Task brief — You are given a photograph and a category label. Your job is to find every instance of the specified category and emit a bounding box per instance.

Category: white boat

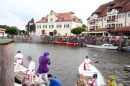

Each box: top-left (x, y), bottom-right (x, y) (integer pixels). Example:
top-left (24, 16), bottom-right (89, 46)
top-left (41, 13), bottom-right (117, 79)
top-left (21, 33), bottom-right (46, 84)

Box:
top-left (86, 44), bottom-right (118, 50)
top-left (78, 63), bottom-right (106, 86)
top-left (14, 62), bottom-right (45, 86)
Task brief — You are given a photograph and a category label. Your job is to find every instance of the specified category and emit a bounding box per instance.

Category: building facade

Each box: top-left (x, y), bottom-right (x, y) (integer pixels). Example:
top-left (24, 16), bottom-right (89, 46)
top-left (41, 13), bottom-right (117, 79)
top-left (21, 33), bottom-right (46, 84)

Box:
top-left (87, 0), bottom-right (130, 36)
top-left (35, 10), bottom-right (82, 36)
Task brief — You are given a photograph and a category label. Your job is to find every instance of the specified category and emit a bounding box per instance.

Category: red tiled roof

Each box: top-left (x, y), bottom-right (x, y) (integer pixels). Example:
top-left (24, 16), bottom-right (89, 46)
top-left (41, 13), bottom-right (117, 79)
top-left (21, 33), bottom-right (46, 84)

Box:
top-left (88, 0), bottom-right (130, 19)
top-left (36, 11), bottom-right (81, 23)
top-left (111, 2), bottom-right (123, 8)
top-left (36, 15), bottom-right (48, 23)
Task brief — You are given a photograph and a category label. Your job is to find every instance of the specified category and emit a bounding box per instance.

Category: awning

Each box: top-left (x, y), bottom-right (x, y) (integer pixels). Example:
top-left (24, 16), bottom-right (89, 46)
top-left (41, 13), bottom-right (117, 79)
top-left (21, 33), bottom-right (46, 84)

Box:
top-left (110, 26), bottom-right (130, 33)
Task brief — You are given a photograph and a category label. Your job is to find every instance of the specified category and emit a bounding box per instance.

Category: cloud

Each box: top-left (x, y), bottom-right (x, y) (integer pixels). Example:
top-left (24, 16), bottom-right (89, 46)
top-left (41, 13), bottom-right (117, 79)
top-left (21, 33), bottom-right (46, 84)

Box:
top-left (0, 0), bottom-right (111, 30)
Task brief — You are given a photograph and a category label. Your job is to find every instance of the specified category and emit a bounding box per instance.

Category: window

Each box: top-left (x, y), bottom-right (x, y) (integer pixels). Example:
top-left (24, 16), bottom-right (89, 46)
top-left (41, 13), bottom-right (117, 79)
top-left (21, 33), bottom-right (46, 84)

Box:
top-left (57, 25), bottom-right (62, 28)
top-left (129, 23), bottom-right (130, 26)
top-left (49, 25), bottom-right (54, 28)
top-left (64, 24), bottom-right (69, 28)
top-left (98, 19), bottom-right (100, 22)
top-left (50, 18), bottom-right (53, 22)
top-left (37, 25), bottom-right (41, 28)
top-left (104, 18), bottom-right (106, 21)
top-left (101, 19), bottom-right (102, 21)
top-left (43, 25), bottom-right (47, 28)
top-left (119, 15), bottom-right (121, 18)
top-left (107, 6), bottom-right (110, 9)
top-left (122, 15), bottom-right (125, 18)
top-left (121, 23), bottom-right (123, 26)
top-left (128, 14), bottom-right (130, 17)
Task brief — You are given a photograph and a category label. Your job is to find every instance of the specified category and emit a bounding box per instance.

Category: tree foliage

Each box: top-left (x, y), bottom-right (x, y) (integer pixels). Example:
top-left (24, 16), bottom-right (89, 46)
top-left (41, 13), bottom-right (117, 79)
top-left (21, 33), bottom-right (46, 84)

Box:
top-left (41, 30), bottom-right (45, 34)
top-left (5, 26), bottom-right (19, 38)
top-left (19, 30), bottom-right (28, 35)
top-left (0, 25), bottom-right (7, 29)
top-left (25, 18), bottom-right (36, 33)
top-left (78, 18), bottom-right (83, 23)
top-left (71, 24), bottom-right (86, 34)
top-left (53, 30), bottom-right (57, 35)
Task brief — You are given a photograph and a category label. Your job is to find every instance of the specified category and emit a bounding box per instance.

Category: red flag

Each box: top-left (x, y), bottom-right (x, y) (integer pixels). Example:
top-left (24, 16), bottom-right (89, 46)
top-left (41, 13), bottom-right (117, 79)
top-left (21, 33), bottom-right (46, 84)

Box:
top-left (29, 22), bottom-right (33, 25)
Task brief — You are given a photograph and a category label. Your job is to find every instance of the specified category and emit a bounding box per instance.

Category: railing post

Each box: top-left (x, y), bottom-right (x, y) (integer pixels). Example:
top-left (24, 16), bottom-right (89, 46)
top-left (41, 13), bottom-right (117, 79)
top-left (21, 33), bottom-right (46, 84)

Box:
top-left (0, 39), bottom-right (14, 86)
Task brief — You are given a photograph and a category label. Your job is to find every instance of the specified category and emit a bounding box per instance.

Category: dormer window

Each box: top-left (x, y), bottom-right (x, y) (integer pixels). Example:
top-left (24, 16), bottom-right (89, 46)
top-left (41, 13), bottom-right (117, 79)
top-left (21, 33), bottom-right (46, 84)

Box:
top-left (59, 18), bottom-right (62, 21)
top-left (50, 18), bottom-right (53, 22)
top-left (107, 6), bottom-right (110, 9)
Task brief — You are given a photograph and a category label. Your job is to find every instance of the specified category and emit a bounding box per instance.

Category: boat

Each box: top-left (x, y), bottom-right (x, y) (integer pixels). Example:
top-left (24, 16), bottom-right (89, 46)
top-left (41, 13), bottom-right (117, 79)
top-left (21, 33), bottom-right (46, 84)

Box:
top-left (78, 63), bottom-right (106, 86)
top-left (121, 46), bottom-right (130, 51)
top-left (67, 42), bottom-right (78, 46)
top-left (54, 41), bottom-right (78, 46)
top-left (14, 62), bottom-right (46, 86)
top-left (124, 65), bottom-right (130, 72)
top-left (54, 41), bottom-right (66, 45)
top-left (86, 44), bottom-right (118, 50)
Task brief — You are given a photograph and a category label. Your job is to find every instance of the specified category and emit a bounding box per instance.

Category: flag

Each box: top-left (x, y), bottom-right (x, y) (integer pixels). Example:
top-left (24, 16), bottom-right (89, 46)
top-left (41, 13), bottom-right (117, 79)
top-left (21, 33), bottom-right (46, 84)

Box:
top-left (29, 22), bottom-right (33, 25)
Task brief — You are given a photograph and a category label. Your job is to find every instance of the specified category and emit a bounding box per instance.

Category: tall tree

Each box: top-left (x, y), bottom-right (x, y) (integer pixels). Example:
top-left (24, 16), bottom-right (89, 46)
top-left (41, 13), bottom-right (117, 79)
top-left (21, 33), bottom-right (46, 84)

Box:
top-left (25, 18), bottom-right (36, 33)
top-left (78, 18), bottom-right (83, 23)
top-left (41, 30), bottom-right (45, 35)
top-left (53, 30), bottom-right (57, 35)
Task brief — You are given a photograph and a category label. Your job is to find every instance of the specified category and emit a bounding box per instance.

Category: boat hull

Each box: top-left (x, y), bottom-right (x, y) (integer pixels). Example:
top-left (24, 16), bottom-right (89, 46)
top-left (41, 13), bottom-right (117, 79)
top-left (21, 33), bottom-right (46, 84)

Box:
top-left (86, 44), bottom-right (118, 50)
top-left (78, 63), bottom-right (106, 85)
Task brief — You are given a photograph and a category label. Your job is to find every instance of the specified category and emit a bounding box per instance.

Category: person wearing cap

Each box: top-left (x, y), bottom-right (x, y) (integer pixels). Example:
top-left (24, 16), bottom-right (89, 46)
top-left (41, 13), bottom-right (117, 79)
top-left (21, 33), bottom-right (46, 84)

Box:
top-left (47, 74), bottom-right (62, 86)
top-left (27, 56), bottom-right (35, 86)
top-left (84, 56), bottom-right (91, 70)
top-left (14, 51), bottom-right (24, 70)
top-left (108, 75), bottom-right (117, 86)
top-left (37, 52), bottom-right (51, 84)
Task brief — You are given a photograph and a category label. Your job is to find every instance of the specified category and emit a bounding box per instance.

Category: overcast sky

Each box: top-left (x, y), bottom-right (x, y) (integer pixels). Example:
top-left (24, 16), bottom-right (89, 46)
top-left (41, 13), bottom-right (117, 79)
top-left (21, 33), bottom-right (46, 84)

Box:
top-left (0, 0), bottom-right (112, 30)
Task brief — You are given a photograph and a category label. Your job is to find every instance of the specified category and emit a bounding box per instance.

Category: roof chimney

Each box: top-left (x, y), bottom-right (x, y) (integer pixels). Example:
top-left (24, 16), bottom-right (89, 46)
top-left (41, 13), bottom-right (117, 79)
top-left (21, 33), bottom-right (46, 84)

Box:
top-left (50, 10), bottom-right (53, 15)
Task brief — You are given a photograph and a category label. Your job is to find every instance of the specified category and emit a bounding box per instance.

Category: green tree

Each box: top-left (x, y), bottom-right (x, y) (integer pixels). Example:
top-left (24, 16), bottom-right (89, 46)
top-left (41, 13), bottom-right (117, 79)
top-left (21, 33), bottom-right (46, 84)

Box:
top-left (41, 30), bottom-right (45, 34)
top-left (71, 25), bottom-right (86, 34)
top-left (0, 25), bottom-right (7, 29)
top-left (78, 18), bottom-right (83, 23)
top-left (25, 18), bottom-right (36, 33)
top-left (53, 30), bottom-right (57, 35)
top-left (23, 31), bottom-right (29, 35)
top-left (5, 26), bottom-right (19, 38)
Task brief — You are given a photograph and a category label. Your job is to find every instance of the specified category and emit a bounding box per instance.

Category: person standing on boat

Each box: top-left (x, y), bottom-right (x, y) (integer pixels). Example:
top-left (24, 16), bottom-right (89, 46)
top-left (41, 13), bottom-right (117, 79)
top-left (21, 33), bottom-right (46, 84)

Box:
top-left (47, 74), bottom-right (62, 86)
top-left (37, 52), bottom-right (51, 84)
top-left (14, 51), bottom-right (24, 70)
top-left (108, 75), bottom-right (117, 86)
top-left (27, 56), bottom-right (35, 86)
top-left (76, 74), bottom-right (87, 86)
top-left (84, 56), bottom-right (91, 70)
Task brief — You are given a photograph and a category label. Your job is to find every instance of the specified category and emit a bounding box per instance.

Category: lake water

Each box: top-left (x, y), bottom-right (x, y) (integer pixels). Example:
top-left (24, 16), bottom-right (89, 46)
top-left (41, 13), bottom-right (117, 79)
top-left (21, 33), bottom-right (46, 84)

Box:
top-left (14, 43), bottom-right (130, 86)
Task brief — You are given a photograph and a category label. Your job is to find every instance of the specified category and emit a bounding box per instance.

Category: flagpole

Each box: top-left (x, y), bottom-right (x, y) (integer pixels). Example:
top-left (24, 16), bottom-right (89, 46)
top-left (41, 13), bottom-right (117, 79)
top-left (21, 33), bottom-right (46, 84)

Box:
top-left (29, 23), bottom-right (30, 35)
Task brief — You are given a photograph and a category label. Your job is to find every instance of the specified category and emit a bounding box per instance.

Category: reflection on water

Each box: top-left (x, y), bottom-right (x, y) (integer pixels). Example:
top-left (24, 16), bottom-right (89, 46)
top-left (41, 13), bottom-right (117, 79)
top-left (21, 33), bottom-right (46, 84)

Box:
top-left (14, 43), bottom-right (130, 86)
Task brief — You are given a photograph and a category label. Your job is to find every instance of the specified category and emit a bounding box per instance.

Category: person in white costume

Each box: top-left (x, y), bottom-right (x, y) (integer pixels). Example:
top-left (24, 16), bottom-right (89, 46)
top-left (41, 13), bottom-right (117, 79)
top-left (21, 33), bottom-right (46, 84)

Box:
top-left (26, 56), bottom-right (35, 86)
top-left (14, 51), bottom-right (24, 70)
top-left (84, 56), bottom-right (91, 70)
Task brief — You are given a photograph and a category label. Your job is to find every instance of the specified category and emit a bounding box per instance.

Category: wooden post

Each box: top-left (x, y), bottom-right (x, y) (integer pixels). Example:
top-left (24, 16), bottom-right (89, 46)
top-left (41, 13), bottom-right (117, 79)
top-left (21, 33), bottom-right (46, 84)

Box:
top-left (0, 39), bottom-right (14, 86)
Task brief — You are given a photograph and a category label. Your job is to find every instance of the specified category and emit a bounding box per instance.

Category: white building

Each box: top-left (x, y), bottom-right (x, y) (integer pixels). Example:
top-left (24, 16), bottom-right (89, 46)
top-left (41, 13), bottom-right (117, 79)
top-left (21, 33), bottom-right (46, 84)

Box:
top-left (35, 10), bottom-right (82, 36)
top-left (87, 0), bottom-right (130, 36)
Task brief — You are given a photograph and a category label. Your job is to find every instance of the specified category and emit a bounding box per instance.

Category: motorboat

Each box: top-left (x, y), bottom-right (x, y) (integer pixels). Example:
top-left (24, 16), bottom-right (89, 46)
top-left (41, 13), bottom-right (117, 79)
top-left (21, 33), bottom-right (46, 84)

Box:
top-left (78, 63), bottom-right (106, 86)
top-left (124, 65), bottom-right (130, 72)
top-left (121, 46), bottom-right (130, 51)
top-left (14, 62), bottom-right (46, 86)
top-left (86, 44), bottom-right (118, 50)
